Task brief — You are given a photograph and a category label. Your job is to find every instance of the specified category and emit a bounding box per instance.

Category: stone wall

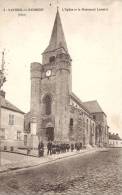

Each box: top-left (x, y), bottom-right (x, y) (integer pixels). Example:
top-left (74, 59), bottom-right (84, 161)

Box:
top-left (93, 112), bottom-right (108, 147)
top-left (1, 107), bottom-right (24, 148)
top-left (69, 105), bottom-right (95, 146)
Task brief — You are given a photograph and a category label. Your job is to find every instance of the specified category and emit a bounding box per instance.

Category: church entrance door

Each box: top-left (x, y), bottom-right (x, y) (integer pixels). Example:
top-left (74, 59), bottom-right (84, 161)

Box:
top-left (46, 127), bottom-right (54, 141)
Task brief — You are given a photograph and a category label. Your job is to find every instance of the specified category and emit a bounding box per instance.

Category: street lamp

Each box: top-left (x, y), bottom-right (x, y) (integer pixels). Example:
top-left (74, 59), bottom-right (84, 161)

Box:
top-left (0, 51), bottom-right (6, 166)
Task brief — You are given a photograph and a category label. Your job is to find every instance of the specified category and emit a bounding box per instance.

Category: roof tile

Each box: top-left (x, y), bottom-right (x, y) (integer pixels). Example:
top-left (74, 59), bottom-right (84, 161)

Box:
top-left (1, 96), bottom-right (24, 114)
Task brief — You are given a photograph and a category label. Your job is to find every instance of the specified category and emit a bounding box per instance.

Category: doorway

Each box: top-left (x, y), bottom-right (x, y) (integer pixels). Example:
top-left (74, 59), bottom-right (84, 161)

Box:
top-left (46, 127), bottom-right (54, 141)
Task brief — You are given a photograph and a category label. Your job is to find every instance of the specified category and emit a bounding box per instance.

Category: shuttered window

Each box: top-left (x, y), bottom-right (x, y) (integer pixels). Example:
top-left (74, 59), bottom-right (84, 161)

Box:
top-left (9, 114), bottom-right (14, 125)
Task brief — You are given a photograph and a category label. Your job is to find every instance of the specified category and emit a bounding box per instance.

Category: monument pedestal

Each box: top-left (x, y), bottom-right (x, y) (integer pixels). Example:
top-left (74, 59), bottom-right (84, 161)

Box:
top-left (31, 135), bottom-right (39, 149)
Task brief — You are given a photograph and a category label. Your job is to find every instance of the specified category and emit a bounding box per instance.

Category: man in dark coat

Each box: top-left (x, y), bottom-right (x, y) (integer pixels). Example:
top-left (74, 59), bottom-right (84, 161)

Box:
top-left (47, 141), bottom-right (52, 155)
top-left (71, 143), bottom-right (74, 152)
top-left (38, 141), bottom-right (44, 157)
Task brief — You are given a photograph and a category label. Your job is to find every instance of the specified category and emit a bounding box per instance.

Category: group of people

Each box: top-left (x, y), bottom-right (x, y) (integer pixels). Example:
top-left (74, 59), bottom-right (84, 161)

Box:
top-left (38, 140), bottom-right (83, 157)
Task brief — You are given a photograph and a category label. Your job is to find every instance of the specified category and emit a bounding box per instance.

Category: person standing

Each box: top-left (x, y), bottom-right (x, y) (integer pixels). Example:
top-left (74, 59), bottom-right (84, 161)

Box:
top-left (47, 140), bottom-right (52, 155)
top-left (71, 143), bottom-right (74, 152)
top-left (38, 141), bottom-right (44, 157)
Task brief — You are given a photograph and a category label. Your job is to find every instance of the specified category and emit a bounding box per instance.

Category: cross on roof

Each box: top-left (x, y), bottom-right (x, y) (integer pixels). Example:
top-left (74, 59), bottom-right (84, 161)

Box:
top-left (49, 0), bottom-right (60, 9)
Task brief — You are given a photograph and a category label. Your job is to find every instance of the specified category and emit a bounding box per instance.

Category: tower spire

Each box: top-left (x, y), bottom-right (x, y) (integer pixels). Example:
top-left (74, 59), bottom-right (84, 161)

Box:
top-left (57, 0), bottom-right (59, 10)
top-left (43, 9), bottom-right (68, 54)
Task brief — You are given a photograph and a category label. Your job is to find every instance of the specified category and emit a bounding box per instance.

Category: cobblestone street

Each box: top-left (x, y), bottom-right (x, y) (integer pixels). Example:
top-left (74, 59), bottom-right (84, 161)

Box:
top-left (0, 148), bottom-right (122, 195)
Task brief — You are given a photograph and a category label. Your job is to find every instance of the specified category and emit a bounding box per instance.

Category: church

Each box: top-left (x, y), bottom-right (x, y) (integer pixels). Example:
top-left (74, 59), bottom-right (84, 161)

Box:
top-left (24, 9), bottom-right (109, 148)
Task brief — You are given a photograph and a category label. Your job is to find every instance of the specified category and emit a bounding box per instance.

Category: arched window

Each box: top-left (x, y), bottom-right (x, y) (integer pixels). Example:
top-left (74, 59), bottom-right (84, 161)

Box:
top-left (70, 118), bottom-right (73, 126)
top-left (93, 114), bottom-right (96, 120)
top-left (43, 95), bottom-right (52, 115)
top-left (92, 123), bottom-right (94, 135)
top-left (86, 119), bottom-right (88, 132)
top-left (69, 118), bottom-right (73, 132)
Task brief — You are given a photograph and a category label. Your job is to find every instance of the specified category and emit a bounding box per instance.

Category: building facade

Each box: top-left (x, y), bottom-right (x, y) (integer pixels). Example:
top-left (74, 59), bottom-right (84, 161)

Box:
top-left (0, 90), bottom-right (25, 149)
top-left (109, 139), bottom-right (122, 148)
top-left (108, 132), bottom-right (122, 148)
top-left (25, 10), bottom-right (109, 148)
top-left (83, 101), bottom-right (109, 147)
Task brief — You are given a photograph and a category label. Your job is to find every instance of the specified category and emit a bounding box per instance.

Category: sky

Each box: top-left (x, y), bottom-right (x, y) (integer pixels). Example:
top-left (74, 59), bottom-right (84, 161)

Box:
top-left (0, 0), bottom-right (122, 137)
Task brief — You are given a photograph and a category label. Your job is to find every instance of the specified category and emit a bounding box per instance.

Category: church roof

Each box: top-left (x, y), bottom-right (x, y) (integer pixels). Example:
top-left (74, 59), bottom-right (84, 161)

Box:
top-left (43, 9), bottom-right (68, 54)
top-left (82, 100), bottom-right (104, 114)
top-left (1, 96), bottom-right (24, 114)
top-left (70, 92), bottom-right (90, 114)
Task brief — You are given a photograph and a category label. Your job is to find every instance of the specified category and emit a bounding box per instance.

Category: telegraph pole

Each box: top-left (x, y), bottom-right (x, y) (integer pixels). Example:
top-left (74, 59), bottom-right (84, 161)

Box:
top-left (0, 50), bottom-right (6, 166)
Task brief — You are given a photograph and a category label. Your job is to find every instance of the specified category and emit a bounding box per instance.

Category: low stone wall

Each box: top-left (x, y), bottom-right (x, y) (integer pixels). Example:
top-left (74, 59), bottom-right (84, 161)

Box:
top-left (0, 139), bottom-right (24, 151)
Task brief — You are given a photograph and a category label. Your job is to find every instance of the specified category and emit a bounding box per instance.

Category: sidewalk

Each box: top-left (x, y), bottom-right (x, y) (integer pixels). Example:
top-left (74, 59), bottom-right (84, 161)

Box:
top-left (0, 147), bottom-right (107, 174)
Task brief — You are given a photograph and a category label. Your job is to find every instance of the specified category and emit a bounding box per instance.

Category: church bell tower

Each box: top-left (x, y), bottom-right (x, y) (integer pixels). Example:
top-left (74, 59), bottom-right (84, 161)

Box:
top-left (30, 9), bottom-right (72, 145)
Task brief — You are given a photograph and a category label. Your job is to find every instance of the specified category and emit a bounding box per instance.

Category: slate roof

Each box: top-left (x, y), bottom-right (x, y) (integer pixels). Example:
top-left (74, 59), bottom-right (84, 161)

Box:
top-left (82, 100), bottom-right (104, 114)
top-left (1, 96), bottom-right (25, 114)
top-left (43, 9), bottom-right (68, 54)
top-left (70, 92), bottom-right (90, 114)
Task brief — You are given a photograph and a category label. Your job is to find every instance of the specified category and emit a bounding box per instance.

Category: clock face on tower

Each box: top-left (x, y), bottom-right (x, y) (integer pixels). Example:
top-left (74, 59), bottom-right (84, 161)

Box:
top-left (46, 70), bottom-right (52, 77)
